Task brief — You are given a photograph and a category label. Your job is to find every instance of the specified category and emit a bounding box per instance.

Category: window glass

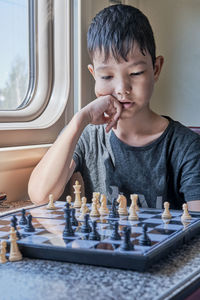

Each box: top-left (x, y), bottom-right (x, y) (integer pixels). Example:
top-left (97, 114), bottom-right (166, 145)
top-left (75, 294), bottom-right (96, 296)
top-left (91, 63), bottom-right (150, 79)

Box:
top-left (0, 0), bottom-right (29, 110)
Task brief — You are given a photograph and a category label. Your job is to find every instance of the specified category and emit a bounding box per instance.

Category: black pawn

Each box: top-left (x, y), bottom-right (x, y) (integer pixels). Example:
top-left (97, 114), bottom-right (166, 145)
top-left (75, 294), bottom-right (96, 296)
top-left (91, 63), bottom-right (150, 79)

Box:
top-left (120, 226), bottom-right (134, 251)
top-left (24, 214), bottom-right (35, 232)
top-left (19, 209), bottom-right (27, 225)
top-left (89, 221), bottom-right (100, 241)
top-left (11, 215), bottom-right (21, 240)
top-left (110, 221), bottom-right (121, 240)
top-left (109, 199), bottom-right (119, 219)
top-left (71, 208), bottom-right (78, 226)
top-left (139, 224), bottom-right (151, 246)
top-left (81, 214), bottom-right (91, 233)
top-left (63, 204), bottom-right (74, 238)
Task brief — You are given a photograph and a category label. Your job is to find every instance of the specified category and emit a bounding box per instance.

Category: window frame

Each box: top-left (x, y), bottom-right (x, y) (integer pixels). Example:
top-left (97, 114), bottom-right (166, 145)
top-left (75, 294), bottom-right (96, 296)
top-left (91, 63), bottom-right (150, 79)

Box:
top-left (0, 0), bottom-right (71, 130)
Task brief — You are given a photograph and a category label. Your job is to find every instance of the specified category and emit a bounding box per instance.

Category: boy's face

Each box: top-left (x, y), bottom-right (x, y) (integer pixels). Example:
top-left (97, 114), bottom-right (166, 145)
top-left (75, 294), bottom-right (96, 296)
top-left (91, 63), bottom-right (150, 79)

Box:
top-left (88, 43), bottom-right (164, 120)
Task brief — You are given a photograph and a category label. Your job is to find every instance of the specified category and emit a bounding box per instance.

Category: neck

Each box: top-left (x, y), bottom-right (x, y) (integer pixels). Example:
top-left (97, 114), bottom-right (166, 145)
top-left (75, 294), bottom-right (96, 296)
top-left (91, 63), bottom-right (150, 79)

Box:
top-left (112, 109), bottom-right (169, 147)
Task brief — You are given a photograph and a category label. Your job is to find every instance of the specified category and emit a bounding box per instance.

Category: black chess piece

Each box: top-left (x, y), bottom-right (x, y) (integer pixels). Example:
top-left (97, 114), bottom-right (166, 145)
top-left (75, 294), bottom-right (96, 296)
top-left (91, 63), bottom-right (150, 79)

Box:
top-left (24, 214), bottom-right (35, 232)
top-left (139, 224), bottom-right (151, 246)
top-left (110, 221), bottom-right (121, 240)
top-left (19, 209), bottom-right (27, 225)
top-left (89, 220), bottom-right (100, 241)
top-left (11, 215), bottom-right (21, 240)
top-left (120, 226), bottom-right (134, 251)
top-left (71, 208), bottom-right (78, 226)
top-left (81, 214), bottom-right (91, 233)
top-left (109, 198), bottom-right (119, 219)
top-left (63, 204), bottom-right (74, 238)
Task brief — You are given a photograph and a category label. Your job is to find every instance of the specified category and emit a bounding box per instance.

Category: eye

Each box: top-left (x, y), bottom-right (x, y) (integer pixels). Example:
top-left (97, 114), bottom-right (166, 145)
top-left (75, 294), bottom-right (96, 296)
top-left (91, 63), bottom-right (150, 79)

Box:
top-left (130, 71), bottom-right (144, 76)
top-left (101, 76), bottom-right (113, 80)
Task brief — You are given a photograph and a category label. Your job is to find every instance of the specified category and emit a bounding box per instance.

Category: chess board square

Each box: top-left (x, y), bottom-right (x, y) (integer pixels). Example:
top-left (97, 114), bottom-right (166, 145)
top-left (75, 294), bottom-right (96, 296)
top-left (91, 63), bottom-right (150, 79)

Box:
top-left (155, 223), bottom-right (183, 231)
top-left (142, 218), bottom-right (164, 225)
top-left (146, 233), bottom-right (170, 242)
top-left (0, 220), bottom-right (10, 225)
top-left (0, 232), bottom-right (9, 238)
top-left (19, 234), bottom-right (49, 244)
top-left (66, 239), bottom-right (99, 249)
top-left (95, 242), bottom-right (119, 251)
top-left (138, 213), bottom-right (158, 219)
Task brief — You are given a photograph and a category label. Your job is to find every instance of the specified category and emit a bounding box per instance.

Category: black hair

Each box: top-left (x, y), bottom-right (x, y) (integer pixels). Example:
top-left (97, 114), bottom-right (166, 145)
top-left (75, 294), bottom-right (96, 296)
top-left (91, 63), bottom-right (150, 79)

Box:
top-left (87, 4), bottom-right (156, 66)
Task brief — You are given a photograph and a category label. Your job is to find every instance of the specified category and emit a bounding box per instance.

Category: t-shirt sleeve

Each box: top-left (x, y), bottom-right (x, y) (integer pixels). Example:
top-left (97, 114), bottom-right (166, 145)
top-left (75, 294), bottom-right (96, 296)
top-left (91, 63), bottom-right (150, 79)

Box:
top-left (179, 138), bottom-right (200, 202)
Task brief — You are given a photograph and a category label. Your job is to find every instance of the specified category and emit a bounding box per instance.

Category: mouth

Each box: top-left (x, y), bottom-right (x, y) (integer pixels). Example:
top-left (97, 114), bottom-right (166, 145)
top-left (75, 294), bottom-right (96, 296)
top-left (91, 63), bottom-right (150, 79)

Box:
top-left (119, 101), bottom-right (134, 109)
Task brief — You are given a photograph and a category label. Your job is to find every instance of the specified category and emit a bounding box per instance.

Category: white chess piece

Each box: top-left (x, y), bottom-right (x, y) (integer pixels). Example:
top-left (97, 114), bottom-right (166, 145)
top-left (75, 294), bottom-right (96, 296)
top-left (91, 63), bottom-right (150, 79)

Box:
top-left (0, 240), bottom-right (8, 264)
top-left (162, 202), bottom-right (172, 219)
top-left (93, 192), bottom-right (101, 210)
top-left (79, 197), bottom-right (89, 220)
top-left (73, 181), bottom-right (82, 208)
top-left (90, 197), bottom-right (100, 217)
top-left (47, 194), bottom-right (56, 210)
top-left (128, 203), bottom-right (138, 220)
top-left (181, 203), bottom-right (192, 221)
top-left (130, 194), bottom-right (139, 212)
top-left (99, 194), bottom-right (109, 216)
top-left (117, 195), bottom-right (128, 216)
top-left (9, 227), bottom-right (23, 262)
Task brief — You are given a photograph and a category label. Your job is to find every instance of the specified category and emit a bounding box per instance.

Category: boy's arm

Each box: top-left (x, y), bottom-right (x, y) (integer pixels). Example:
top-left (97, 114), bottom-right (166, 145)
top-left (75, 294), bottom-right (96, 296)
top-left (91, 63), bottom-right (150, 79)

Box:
top-left (187, 200), bottom-right (200, 212)
top-left (28, 95), bottom-right (122, 205)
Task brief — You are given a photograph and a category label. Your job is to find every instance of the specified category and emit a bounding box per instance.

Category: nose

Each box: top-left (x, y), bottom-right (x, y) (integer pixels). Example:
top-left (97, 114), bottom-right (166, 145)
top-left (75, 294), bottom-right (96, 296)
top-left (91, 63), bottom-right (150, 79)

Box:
top-left (115, 78), bottom-right (132, 99)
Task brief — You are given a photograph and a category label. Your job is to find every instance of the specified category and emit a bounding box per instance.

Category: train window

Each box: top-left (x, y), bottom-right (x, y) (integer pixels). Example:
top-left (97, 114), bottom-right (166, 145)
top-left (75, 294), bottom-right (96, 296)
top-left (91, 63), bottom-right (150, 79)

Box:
top-left (0, 0), bottom-right (32, 111)
top-left (0, 0), bottom-right (71, 131)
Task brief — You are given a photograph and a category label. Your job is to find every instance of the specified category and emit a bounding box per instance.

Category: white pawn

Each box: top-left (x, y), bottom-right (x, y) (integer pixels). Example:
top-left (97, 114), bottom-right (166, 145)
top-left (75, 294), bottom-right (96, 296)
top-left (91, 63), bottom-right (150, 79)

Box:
top-left (73, 180), bottom-right (82, 208)
top-left (90, 197), bottom-right (100, 217)
top-left (66, 195), bottom-right (72, 208)
top-left (0, 240), bottom-right (8, 264)
top-left (117, 194), bottom-right (128, 216)
top-left (79, 197), bottom-right (89, 220)
top-left (99, 194), bottom-right (109, 216)
top-left (181, 203), bottom-right (192, 221)
top-left (9, 227), bottom-right (23, 262)
top-left (162, 202), bottom-right (172, 219)
top-left (47, 194), bottom-right (56, 210)
top-left (130, 194), bottom-right (139, 211)
top-left (93, 192), bottom-right (101, 210)
top-left (128, 203), bottom-right (138, 221)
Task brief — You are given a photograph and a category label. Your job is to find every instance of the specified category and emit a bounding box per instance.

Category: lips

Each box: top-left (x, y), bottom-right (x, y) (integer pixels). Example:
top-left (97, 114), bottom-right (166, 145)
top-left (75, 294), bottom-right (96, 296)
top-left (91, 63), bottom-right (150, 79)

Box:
top-left (119, 101), bottom-right (134, 109)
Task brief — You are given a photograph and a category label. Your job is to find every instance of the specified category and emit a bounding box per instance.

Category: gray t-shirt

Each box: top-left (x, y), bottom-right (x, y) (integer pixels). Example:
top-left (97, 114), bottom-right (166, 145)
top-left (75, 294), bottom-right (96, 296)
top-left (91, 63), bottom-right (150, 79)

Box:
top-left (73, 117), bottom-right (200, 209)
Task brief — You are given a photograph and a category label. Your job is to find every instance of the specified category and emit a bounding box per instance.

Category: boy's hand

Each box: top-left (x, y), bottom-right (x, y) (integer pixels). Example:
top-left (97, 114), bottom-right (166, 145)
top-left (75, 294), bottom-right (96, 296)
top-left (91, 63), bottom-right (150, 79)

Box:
top-left (83, 95), bottom-right (122, 133)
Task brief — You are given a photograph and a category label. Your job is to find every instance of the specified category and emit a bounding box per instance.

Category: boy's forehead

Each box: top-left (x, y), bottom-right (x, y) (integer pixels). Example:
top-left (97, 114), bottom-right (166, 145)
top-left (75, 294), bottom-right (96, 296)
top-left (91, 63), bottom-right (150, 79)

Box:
top-left (92, 44), bottom-right (150, 68)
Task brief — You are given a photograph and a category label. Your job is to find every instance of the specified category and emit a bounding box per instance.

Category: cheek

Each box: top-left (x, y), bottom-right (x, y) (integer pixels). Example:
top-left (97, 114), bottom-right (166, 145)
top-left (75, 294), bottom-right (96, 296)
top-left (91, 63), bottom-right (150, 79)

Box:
top-left (95, 81), bottom-right (113, 97)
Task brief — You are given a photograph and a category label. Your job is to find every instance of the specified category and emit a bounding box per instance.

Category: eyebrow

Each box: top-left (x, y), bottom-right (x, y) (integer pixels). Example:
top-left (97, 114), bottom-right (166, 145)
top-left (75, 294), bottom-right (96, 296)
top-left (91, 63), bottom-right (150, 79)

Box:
top-left (95, 60), bottom-right (147, 71)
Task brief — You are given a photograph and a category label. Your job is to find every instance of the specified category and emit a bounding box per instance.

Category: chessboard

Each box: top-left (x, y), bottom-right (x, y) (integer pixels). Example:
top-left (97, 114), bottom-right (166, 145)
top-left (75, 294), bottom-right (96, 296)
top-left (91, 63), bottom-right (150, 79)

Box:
top-left (0, 200), bottom-right (200, 271)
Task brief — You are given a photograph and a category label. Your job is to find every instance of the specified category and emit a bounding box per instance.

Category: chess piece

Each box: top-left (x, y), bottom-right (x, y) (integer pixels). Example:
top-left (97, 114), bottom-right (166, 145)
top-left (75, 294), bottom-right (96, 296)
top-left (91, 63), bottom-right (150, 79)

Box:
top-left (128, 203), bottom-right (139, 221)
top-left (0, 240), bottom-right (8, 263)
top-left (89, 221), bottom-right (100, 241)
top-left (73, 180), bottom-right (82, 208)
top-left (71, 208), bottom-right (78, 226)
top-left (139, 224), bottom-right (151, 246)
top-left (9, 227), bottom-right (23, 262)
top-left (24, 214), bottom-right (35, 232)
top-left (81, 214), bottom-right (91, 233)
top-left (181, 203), bottom-right (192, 221)
top-left (109, 198), bottom-right (119, 218)
top-left (63, 203), bottom-right (74, 238)
top-left (90, 197), bottom-right (100, 217)
top-left (79, 197), bottom-right (89, 220)
top-left (120, 227), bottom-right (134, 251)
top-left (19, 209), bottom-right (27, 225)
top-left (117, 194), bottom-right (128, 216)
top-left (11, 215), bottom-right (21, 240)
top-left (99, 194), bottom-right (109, 216)
top-left (47, 194), bottom-right (56, 210)
top-left (93, 192), bottom-right (101, 209)
top-left (66, 195), bottom-right (73, 208)
top-left (130, 194), bottom-right (139, 212)
top-left (162, 202), bottom-right (172, 219)
top-left (110, 222), bottom-right (121, 240)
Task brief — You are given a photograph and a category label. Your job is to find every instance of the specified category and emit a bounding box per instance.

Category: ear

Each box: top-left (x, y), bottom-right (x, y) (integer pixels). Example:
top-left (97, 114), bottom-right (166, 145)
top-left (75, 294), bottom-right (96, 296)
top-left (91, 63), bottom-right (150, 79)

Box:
top-left (154, 56), bottom-right (164, 82)
top-left (88, 64), bottom-right (95, 79)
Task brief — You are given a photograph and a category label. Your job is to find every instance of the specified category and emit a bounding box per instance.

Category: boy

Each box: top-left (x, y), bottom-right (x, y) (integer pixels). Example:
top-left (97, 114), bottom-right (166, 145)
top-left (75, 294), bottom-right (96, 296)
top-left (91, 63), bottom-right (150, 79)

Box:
top-left (28, 4), bottom-right (200, 211)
